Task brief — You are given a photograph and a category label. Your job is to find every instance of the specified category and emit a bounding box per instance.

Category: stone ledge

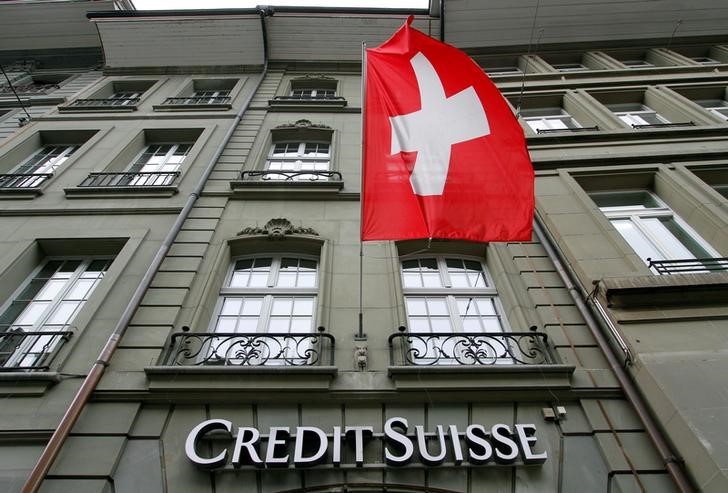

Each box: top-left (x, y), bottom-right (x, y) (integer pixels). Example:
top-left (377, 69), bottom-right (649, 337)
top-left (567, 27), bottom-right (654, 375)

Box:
top-left (602, 272), bottom-right (728, 307)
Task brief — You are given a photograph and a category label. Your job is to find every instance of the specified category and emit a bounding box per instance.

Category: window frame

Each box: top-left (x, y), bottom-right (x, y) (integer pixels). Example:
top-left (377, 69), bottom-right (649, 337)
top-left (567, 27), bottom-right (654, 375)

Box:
top-left (521, 107), bottom-right (582, 132)
top-left (264, 139), bottom-right (332, 180)
top-left (592, 190), bottom-right (721, 270)
top-left (609, 103), bottom-right (669, 126)
top-left (0, 256), bottom-right (112, 370)
top-left (210, 253), bottom-right (320, 336)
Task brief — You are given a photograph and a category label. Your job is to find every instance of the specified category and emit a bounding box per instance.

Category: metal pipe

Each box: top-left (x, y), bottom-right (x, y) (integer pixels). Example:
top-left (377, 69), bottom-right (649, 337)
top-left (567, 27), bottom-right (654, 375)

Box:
top-left (532, 214), bottom-right (695, 493)
top-left (20, 9), bottom-right (271, 493)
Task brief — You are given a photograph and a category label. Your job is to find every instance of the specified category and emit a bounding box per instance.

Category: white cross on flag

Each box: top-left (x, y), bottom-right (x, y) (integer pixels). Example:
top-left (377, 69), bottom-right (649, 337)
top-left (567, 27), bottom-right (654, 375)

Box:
top-left (362, 17), bottom-right (534, 242)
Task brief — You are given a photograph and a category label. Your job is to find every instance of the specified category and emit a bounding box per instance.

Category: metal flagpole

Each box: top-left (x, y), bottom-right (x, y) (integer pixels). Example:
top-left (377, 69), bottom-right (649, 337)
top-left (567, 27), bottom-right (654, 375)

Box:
top-left (357, 41), bottom-right (367, 340)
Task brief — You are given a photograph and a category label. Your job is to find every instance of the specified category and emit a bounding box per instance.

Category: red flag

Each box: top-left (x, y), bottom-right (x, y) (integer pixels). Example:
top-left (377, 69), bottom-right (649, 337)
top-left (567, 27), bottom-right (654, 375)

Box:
top-left (361, 17), bottom-right (534, 242)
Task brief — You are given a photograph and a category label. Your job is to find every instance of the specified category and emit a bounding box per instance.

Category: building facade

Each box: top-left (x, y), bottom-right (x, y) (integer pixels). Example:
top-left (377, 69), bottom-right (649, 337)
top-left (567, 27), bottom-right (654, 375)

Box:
top-left (1, 1), bottom-right (728, 492)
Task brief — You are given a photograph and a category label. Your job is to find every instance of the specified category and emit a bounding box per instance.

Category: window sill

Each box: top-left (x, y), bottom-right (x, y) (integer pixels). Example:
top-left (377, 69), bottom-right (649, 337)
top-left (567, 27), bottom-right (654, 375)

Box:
top-left (268, 98), bottom-right (348, 111)
top-left (0, 187), bottom-right (44, 199)
top-left (0, 371), bottom-right (62, 396)
top-left (388, 364), bottom-right (575, 391)
top-left (58, 105), bottom-right (138, 113)
top-left (230, 179), bottom-right (347, 200)
top-left (153, 103), bottom-right (232, 111)
top-left (603, 271), bottom-right (728, 308)
top-left (64, 185), bottom-right (178, 199)
top-left (144, 365), bottom-right (337, 392)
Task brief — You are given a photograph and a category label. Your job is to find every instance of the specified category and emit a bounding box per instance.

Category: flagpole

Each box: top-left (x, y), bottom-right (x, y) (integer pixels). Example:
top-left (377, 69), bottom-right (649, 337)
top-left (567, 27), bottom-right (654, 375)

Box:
top-left (357, 41), bottom-right (367, 341)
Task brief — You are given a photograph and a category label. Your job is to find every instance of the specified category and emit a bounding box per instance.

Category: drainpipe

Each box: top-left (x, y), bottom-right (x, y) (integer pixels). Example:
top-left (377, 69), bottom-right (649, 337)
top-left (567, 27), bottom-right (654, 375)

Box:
top-left (532, 213), bottom-right (695, 493)
top-left (20, 9), bottom-right (271, 493)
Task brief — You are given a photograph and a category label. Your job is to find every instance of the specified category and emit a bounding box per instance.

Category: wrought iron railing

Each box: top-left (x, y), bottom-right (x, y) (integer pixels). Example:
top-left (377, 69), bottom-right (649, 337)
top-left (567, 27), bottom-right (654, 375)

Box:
top-left (271, 95), bottom-right (346, 102)
top-left (66, 97), bottom-right (140, 108)
top-left (0, 83), bottom-right (59, 95)
top-left (78, 171), bottom-right (180, 187)
top-left (0, 328), bottom-right (73, 371)
top-left (164, 328), bottom-right (335, 367)
top-left (241, 170), bottom-right (342, 182)
top-left (631, 121), bottom-right (695, 129)
top-left (647, 257), bottom-right (728, 275)
top-left (388, 329), bottom-right (555, 366)
top-left (537, 126), bottom-right (599, 134)
top-left (160, 96), bottom-right (232, 106)
top-left (0, 173), bottom-right (53, 189)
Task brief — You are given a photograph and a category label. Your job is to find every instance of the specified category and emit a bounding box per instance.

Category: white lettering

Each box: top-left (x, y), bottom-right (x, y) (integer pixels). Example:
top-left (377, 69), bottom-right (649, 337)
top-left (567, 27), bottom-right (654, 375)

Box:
top-left (185, 419), bottom-right (232, 469)
top-left (384, 417), bottom-right (414, 466)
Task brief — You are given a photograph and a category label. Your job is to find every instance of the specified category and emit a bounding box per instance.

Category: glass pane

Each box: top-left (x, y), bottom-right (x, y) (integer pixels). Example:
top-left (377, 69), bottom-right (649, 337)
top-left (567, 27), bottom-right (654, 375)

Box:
top-left (45, 301), bottom-right (80, 325)
top-left (240, 298), bottom-right (263, 316)
top-left (292, 298), bottom-right (314, 316)
top-left (402, 272), bottom-right (421, 288)
top-left (220, 298), bottom-right (242, 315)
top-left (591, 191), bottom-right (660, 209)
top-left (612, 219), bottom-right (662, 263)
top-left (268, 318), bottom-right (290, 333)
top-left (406, 298), bottom-right (427, 316)
top-left (271, 298), bottom-right (293, 316)
top-left (248, 272), bottom-right (268, 287)
top-left (427, 298), bottom-right (448, 316)
top-left (67, 279), bottom-right (95, 300)
top-left (14, 302), bottom-right (50, 326)
top-left (290, 317), bottom-right (311, 333)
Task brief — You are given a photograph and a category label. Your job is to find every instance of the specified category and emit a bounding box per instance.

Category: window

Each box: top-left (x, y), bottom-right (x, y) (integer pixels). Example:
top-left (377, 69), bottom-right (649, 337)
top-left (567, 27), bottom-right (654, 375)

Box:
top-left (62, 80), bottom-right (155, 111)
top-left (290, 88), bottom-right (336, 100)
top-left (0, 145), bottom-right (77, 189)
top-left (289, 77), bottom-right (338, 100)
top-left (692, 56), bottom-right (720, 65)
top-left (265, 141), bottom-right (331, 180)
top-left (552, 63), bottom-right (587, 72)
top-left (608, 103), bottom-right (669, 126)
top-left (209, 255), bottom-right (318, 365)
top-left (696, 99), bottom-right (728, 120)
top-left (121, 143), bottom-right (191, 186)
top-left (622, 59), bottom-right (654, 68)
top-left (591, 190), bottom-right (721, 273)
top-left (401, 256), bottom-right (509, 364)
top-left (521, 108), bottom-right (581, 132)
top-left (0, 258), bottom-right (111, 370)
top-left (485, 66), bottom-right (523, 76)
top-left (186, 90), bottom-right (230, 105)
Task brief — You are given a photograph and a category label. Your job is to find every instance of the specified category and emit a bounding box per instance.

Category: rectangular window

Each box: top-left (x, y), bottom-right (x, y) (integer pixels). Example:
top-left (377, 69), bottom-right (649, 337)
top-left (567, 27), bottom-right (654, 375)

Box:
top-left (521, 108), bottom-right (581, 132)
top-left (265, 141), bottom-right (331, 181)
top-left (608, 103), bottom-right (669, 126)
top-left (0, 145), bottom-right (77, 189)
top-left (552, 63), bottom-right (587, 72)
top-left (696, 99), bottom-right (728, 120)
top-left (209, 255), bottom-right (318, 365)
top-left (622, 60), bottom-right (654, 68)
top-left (0, 258), bottom-right (111, 370)
top-left (401, 256), bottom-right (515, 365)
top-left (591, 190), bottom-right (721, 274)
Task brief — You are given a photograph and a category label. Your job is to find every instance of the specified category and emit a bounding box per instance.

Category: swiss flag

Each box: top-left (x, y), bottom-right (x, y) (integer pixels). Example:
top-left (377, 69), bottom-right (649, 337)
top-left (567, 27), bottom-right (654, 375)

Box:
top-left (361, 17), bottom-right (534, 242)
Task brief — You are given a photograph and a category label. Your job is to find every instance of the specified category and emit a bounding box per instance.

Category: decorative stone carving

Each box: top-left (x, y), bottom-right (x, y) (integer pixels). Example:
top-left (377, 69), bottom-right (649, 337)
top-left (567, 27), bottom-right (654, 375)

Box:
top-left (237, 218), bottom-right (319, 240)
top-left (292, 74), bottom-right (336, 81)
top-left (273, 119), bottom-right (332, 131)
top-left (355, 345), bottom-right (368, 371)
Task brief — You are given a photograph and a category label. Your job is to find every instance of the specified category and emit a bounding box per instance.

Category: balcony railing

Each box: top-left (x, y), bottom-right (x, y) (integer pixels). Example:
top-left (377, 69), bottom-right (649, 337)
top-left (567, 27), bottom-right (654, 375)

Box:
top-left (389, 329), bottom-right (555, 366)
top-left (631, 121), bottom-right (695, 129)
top-left (0, 83), bottom-right (59, 96)
top-left (241, 170), bottom-right (342, 182)
top-left (78, 171), bottom-right (180, 188)
top-left (271, 95), bottom-right (346, 102)
top-left (64, 97), bottom-right (140, 109)
top-left (0, 328), bottom-right (73, 371)
top-left (163, 328), bottom-right (335, 367)
top-left (0, 173), bottom-right (53, 189)
top-left (160, 96), bottom-right (232, 106)
top-left (536, 126), bottom-right (599, 134)
top-left (647, 257), bottom-right (728, 275)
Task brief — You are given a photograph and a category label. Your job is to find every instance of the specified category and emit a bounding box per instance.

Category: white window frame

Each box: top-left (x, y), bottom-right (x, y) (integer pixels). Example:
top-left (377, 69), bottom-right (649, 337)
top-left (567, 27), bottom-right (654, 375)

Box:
top-left (124, 142), bottom-right (192, 186)
top-left (552, 63), bottom-right (587, 72)
top-left (187, 89), bottom-right (231, 105)
top-left (265, 140), bottom-right (331, 180)
top-left (696, 99), bottom-right (728, 120)
top-left (522, 108), bottom-right (581, 132)
top-left (401, 255), bottom-right (512, 365)
top-left (0, 257), bottom-right (111, 369)
top-left (593, 190), bottom-right (720, 272)
top-left (622, 59), bottom-right (654, 68)
top-left (108, 91), bottom-right (141, 106)
top-left (208, 254), bottom-right (319, 365)
top-left (289, 88), bottom-right (336, 100)
top-left (609, 104), bottom-right (669, 126)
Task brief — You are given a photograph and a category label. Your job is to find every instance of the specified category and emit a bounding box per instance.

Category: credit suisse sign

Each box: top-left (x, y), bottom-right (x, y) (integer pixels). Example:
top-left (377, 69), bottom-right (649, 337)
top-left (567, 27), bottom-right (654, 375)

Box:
top-left (186, 417), bottom-right (547, 469)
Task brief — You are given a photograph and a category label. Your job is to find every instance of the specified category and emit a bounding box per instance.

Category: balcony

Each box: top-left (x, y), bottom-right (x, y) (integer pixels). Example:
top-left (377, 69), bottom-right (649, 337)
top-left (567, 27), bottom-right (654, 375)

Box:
top-left (60, 97), bottom-right (140, 112)
top-left (0, 328), bottom-right (72, 371)
top-left (268, 95), bottom-right (347, 109)
top-left (388, 329), bottom-right (556, 366)
top-left (536, 125), bottom-right (599, 134)
top-left (630, 121), bottom-right (695, 129)
top-left (0, 173), bottom-right (52, 190)
top-left (648, 257), bottom-right (728, 275)
top-left (78, 171), bottom-right (180, 188)
top-left (162, 328), bottom-right (335, 367)
top-left (154, 96), bottom-right (232, 111)
top-left (241, 170), bottom-right (342, 182)
top-left (0, 83), bottom-right (59, 96)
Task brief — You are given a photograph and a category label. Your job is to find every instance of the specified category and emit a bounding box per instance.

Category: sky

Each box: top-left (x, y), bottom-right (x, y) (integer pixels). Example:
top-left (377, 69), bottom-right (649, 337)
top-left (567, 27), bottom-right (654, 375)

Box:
top-left (133, 0), bottom-right (428, 10)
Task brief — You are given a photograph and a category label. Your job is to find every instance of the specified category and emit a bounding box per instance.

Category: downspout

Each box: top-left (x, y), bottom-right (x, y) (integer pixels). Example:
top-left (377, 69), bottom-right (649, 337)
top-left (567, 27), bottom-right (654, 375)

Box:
top-left (532, 213), bottom-right (695, 493)
top-left (21, 9), bottom-right (271, 493)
